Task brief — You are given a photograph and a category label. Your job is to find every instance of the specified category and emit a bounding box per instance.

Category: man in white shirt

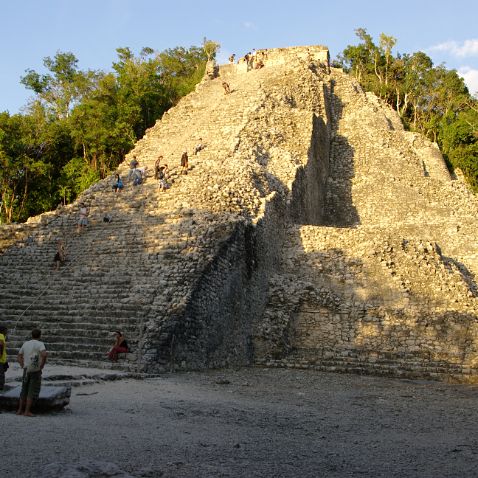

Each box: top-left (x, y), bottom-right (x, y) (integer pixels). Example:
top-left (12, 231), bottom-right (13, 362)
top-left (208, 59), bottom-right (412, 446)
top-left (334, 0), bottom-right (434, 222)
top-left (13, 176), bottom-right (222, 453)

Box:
top-left (17, 329), bottom-right (48, 417)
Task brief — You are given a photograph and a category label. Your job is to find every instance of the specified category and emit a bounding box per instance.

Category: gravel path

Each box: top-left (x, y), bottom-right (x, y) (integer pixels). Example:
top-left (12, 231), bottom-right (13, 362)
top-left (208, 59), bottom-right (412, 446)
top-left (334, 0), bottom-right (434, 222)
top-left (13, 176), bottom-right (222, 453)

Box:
top-left (3, 367), bottom-right (478, 477)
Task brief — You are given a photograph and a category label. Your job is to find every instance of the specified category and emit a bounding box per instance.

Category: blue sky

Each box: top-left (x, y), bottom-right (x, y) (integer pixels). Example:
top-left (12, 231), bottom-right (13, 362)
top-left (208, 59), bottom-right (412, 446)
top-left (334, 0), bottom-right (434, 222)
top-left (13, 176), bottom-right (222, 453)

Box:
top-left (2, 0), bottom-right (478, 114)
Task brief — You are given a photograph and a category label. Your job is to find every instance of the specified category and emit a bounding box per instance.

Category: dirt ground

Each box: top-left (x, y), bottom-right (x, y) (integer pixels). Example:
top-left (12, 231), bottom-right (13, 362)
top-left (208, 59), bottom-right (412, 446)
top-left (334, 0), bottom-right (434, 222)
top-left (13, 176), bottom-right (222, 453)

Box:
top-left (3, 367), bottom-right (478, 478)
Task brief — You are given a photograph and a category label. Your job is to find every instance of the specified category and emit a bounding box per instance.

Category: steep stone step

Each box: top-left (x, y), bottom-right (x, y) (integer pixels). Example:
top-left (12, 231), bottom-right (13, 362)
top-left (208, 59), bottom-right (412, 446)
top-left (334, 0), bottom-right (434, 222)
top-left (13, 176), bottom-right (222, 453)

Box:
top-left (257, 349), bottom-right (478, 382)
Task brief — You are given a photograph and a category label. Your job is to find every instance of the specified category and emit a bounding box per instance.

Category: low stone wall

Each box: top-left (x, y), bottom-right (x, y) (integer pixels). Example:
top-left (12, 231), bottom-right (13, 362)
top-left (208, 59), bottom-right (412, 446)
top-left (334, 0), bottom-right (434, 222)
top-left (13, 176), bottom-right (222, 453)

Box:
top-left (218, 44), bottom-right (330, 77)
top-left (258, 45), bottom-right (330, 67)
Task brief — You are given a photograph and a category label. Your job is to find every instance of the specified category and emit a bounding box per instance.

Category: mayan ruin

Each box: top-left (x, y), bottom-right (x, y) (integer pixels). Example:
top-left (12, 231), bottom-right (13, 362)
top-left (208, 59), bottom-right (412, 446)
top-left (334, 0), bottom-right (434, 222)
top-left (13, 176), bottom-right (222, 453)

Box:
top-left (1, 45), bottom-right (477, 382)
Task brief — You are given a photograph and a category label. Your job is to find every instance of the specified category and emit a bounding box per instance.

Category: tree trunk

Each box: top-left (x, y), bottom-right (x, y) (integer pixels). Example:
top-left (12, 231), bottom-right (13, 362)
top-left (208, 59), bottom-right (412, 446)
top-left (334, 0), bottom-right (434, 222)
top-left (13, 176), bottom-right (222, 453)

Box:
top-left (400, 92), bottom-right (409, 118)
top-left (413, 100), bottom-right (418, 129)
top-left (6, 191), bottom-right (15, 223)
top-left (91, 152), bottom-right (97, 171)
top-left (18, 169), bottom-right (29, 220)
top-left (0, 191), bottom-right (6, 223)
top-left (374, 56), bottom-right (383, 89)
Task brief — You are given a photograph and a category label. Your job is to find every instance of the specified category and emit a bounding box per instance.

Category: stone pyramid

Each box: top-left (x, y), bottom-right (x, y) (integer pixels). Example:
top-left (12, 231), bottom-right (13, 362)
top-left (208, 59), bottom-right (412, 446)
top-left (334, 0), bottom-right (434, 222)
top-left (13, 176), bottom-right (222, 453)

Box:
top-left (1, 46), bottom-right (477, 381)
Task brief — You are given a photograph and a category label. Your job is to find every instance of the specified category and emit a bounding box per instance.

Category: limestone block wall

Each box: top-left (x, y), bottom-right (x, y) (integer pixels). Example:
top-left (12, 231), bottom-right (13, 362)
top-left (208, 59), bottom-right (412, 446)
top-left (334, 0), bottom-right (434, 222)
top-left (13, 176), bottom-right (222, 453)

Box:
top-left (255, 225), bottom-right (478, 381)
top-left (0, 224), bottom-right (34, 253)
top-left (404, 132), bottom-right (451, 181)
top-left (255, 67), bottom-right (478, 382)
top-left (138, 58), bottom-right (332, 372)
top-left (218, 45), bottom-right (330, 77)
top-left (258, 46), bottom-right (330, 67)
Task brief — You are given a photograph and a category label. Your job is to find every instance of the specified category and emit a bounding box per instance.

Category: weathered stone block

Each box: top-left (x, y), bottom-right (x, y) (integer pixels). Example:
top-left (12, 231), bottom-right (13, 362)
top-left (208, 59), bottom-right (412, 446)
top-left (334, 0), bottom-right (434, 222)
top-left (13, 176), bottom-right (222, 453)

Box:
top-left (0, 385), bottom-right (71, 412)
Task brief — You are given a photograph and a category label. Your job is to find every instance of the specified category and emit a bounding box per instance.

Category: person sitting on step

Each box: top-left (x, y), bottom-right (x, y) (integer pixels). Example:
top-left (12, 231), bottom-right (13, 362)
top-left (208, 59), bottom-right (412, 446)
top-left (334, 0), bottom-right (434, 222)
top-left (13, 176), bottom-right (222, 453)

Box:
top-left (137, 166), bottom-right (148, 180)
top-left (193, 138), bottom-right (205, 155)
top-left (158, 166), bottom-right (171, 192)
top-left (131, 167), bottom-right (143, 186)
top-left (107, 331), bottom-right (129, 362)
top-left (154, 155), bottom-right (163, 179)
top-left (127, 156), bottom-right (139, 181)
top-left (112, 174), bottom-right (123, 193)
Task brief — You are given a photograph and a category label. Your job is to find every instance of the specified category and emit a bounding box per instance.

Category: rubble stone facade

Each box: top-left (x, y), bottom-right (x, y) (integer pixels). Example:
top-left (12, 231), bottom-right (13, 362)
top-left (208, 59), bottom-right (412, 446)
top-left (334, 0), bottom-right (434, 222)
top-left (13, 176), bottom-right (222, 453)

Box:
top-left (1, 46), bottom-right (477, 380)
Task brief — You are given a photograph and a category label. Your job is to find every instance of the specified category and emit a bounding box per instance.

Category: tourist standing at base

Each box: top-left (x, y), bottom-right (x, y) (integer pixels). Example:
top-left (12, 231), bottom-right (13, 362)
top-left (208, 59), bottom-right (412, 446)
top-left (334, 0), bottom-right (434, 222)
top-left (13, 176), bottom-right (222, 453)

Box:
top-left (17, 329), bottom-right (48, 417)
top-left (0, 325), bottom-right (8, 391)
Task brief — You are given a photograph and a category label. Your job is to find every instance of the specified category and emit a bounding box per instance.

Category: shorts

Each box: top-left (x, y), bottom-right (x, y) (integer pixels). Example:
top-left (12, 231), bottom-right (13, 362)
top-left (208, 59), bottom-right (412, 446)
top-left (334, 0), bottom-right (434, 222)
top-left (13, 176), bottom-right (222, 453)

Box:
top-left (20, 370), bottom-right (42, 401)
top-left (78, 217), bottom-right (88, 226)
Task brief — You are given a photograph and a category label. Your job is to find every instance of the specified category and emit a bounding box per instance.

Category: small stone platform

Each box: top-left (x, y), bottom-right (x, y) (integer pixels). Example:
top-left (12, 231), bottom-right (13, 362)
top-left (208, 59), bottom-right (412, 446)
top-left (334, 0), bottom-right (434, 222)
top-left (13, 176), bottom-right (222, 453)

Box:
top-left (0, 384), bottom-right (71, 412)
top-left (0, 362), bottom-right (135, 412)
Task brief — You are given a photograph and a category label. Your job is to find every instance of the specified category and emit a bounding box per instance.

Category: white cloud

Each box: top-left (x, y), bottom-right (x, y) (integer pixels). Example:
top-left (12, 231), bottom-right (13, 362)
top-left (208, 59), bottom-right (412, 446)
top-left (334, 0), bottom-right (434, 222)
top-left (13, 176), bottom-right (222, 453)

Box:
top-left (429, 39), bottom-right (478, 57)
top-left (242, 21), bottom-right (257, 30)
top-left (458, 67), bottom-right (478, 96)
